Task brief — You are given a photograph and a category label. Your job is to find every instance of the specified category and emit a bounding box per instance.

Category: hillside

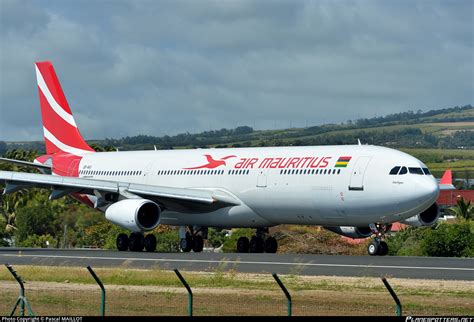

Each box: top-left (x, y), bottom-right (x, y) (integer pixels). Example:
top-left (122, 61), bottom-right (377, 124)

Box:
top-left (3, 105), bottom-right (473, 179)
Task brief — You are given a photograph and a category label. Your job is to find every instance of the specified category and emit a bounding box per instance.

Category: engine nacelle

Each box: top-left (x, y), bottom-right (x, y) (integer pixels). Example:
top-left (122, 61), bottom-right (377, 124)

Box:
top-left (323, 226), bottom-right (373, 239)
top-left (401, 203), bottom-right (440, 227)
top-left (105, 199), bottom-right (161, 232)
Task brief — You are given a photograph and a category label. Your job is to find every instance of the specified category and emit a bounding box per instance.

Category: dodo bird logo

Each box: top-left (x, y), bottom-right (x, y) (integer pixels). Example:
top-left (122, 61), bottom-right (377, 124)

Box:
top-left (184, 155), bottom-right (237, 169)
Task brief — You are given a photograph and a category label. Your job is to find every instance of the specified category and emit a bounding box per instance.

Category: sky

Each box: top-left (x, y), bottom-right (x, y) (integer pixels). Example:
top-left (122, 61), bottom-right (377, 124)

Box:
top-left (0, 0), bottom-right (472, 141)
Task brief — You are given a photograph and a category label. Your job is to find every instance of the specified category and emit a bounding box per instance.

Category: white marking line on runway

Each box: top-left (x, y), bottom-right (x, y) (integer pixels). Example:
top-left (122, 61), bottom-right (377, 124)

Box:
top-left (1, 253), bottom-right (473, 271)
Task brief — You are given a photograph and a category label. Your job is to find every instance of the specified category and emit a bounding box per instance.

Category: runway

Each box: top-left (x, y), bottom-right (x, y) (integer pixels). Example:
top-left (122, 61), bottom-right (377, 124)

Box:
top-left (1, 248), bottom-right (473, 280)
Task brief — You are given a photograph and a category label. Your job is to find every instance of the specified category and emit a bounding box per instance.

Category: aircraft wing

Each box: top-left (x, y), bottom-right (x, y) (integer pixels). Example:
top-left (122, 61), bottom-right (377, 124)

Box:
top-left (0, 170), bottom-right (239, 213)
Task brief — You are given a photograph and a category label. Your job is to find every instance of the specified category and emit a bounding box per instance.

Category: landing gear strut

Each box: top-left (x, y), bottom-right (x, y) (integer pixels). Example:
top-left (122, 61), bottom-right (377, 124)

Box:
top-left (116, 232), bottom-right (157, 252)
top-left (236, 228), bottom-right (278, 253)
top-left (179, 226), bottom-right (207, 253)
top-left (367, 223), bottom-right (391, 256)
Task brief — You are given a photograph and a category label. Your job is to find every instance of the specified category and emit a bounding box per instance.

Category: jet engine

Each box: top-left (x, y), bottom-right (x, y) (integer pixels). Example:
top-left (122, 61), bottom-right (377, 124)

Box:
top-left (105, 199), bottom-right (161, 232)
top-left (323, 226), bottom-right (373, 239)
top-left (401, 203), bottom-right (440, 227)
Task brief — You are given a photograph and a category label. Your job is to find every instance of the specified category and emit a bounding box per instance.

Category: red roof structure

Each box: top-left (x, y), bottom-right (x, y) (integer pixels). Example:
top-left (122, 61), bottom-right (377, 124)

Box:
top-left (437, 190), bottom-right (474, 206)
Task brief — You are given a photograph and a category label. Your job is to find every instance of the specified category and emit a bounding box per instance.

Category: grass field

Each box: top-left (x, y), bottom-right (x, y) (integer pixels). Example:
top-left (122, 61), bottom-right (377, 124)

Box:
top-left (1, 265), bottom-right (473, 316)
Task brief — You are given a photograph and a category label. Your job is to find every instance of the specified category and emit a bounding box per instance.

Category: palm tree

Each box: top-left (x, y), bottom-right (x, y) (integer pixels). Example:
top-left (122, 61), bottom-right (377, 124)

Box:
top-left (447, 197), bottom-right (473, 221)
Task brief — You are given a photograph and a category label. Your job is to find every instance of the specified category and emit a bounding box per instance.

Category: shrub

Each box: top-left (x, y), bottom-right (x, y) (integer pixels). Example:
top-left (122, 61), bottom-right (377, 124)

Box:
top-left (386, 226), bottom-right (429, 256)
top-left (19, 234), bottom-right (55, 248)
top-left (422, 222), bottom-right (473, 257)
top-left (386, 221), bottom-right (474, 257)
top-left (222, 228), bottom-right (254, 253)
top-left (154, 231), bottom-right (180, 252)
top-left (207, 228), bottom-right (227, 248)
top-left (84, 222), bottom-right (128, 249)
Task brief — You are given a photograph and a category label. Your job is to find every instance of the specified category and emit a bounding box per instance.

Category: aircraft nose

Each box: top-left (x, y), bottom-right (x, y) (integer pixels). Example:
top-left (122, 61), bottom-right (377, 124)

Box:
top-left (416, 178), bottom-right (439, 204)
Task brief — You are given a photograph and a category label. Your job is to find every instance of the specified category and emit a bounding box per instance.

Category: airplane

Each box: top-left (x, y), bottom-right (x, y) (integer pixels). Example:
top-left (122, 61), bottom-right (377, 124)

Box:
top-left (0, 61), bottom-right (442, 256)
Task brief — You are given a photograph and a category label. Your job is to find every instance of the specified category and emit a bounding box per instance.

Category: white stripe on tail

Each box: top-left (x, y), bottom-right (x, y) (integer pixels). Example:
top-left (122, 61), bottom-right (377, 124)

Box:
top-left (35, 61), bottom-right (95, 156)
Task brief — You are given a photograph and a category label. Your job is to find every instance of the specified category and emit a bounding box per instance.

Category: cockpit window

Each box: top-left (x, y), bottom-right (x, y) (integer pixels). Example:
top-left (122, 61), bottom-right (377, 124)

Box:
top-left (399, 166), bottom-right (408, 175)
top-left (409, 167), bottom-right (424, 175)
top-left (389, 166), bottom-right (401, 175)
top-left (422, 168), bottom-right (431, 175)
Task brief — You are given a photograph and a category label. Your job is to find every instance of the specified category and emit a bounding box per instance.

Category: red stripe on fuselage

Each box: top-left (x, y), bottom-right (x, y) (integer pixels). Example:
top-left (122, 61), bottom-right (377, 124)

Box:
top-left (51, 153), bottom-right (82, 177)
top-left (337, 156), bottom-right (352, 161)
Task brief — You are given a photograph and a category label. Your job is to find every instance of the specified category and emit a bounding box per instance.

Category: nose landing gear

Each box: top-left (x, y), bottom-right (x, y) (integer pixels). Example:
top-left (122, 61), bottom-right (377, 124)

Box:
top-left (367, 223), bottom-right (391, 256)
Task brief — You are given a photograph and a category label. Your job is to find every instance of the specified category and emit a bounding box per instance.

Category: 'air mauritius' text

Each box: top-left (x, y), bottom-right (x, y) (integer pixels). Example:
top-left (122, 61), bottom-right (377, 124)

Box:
top-left (234, 156), bottom-right (332, 169)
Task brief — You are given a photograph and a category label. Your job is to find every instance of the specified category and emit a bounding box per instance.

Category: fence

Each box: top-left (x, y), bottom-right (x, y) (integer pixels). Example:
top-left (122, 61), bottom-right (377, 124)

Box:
top-left (1, 263), bottom-right (410, 317)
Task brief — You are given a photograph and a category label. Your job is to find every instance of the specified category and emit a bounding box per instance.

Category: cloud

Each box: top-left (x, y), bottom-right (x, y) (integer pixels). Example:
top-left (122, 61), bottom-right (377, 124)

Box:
top-left (0, 0), bottom-right (472, 141)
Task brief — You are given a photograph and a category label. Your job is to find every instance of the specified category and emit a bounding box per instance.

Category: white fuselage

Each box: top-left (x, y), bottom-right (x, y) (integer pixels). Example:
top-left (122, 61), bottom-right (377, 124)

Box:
top-left (74, 145), bottom-right (439, 228)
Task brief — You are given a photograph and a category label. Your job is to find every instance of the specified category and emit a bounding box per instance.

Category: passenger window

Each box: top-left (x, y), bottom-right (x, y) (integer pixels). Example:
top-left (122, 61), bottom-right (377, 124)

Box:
top-left (399, 167), bottom-right (408, 175)
top-left (409, 167), bottom-right (424, 175)
top-left (389, 166), bottom-right (401, 175)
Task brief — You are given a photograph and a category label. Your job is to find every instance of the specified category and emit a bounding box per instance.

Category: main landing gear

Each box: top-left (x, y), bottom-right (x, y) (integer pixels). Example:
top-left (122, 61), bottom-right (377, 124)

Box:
top-left (116, 232), bottom-right (157, 252)
top-left (367, 223), bottom-right (391, 256)
top-left (179, 226), bottom-right (207, 253)
top-left (236, 228), bottom-right (278, 253)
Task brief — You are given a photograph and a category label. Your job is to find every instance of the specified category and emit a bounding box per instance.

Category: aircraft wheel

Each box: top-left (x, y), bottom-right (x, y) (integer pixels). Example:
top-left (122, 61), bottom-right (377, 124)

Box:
top-left (129, 233), bottom-right (145, 252)
top-left (116, 233), bottom-right (129, 251)
top-left (368, 240), bottom-right (380, 256)
top-left (144, 234), bottom-right (157, 252)
top-left (192, 235), bottom-right (204, 253)
top-left (249, 236), bottom-right (264, 253)
top-left (264, 237), bottom-right (278, 253)
top-left (180, 237), bottom-right (193, 252)
top-left (236, 236), bottom-right (250, 253)
top-left (378, 241), bottom-right (388, 256)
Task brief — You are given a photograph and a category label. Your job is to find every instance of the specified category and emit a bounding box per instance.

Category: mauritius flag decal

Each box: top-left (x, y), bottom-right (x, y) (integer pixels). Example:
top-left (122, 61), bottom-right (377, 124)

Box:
top-left (335, 156), bottom-right (352, 168)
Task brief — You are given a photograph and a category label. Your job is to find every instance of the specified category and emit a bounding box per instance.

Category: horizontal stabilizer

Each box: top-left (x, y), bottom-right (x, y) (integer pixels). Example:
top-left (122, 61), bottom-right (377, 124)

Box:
top-left (0, 157), bottom-right (52, 174)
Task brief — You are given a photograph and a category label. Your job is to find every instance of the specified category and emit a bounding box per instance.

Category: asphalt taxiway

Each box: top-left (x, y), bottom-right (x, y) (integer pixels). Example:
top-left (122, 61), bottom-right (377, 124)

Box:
top-left (1, 248), bottom-right (473, 280)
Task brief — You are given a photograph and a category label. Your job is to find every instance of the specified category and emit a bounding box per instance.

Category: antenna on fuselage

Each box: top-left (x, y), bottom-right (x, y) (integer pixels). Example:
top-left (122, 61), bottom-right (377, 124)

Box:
top-left (358, 139), bottom-right (362, 146)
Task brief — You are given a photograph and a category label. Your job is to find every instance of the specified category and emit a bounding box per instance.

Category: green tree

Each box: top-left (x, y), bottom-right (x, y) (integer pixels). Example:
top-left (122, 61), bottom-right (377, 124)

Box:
top-left (15, 204), bottom-right (59, 246)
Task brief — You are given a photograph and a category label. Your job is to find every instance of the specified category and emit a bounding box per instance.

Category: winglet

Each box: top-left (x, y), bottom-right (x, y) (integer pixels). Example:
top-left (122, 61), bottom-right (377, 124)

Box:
top-left (439, 169), bottom-right (455, 190)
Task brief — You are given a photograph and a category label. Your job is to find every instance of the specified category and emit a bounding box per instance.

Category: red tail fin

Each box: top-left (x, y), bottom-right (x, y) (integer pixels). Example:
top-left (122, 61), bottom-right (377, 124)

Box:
top-left (35, 61), bottom-right (94, 156)
top-left (440, 169), bottom-right (452, 185)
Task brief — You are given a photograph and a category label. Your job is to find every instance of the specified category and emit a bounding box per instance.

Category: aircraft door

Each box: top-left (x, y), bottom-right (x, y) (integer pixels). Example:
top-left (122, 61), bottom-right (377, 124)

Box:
top-left (257, 169), bottom-right (268, 187)
top-left (142, 162), bottom-right (155, 184)
top-left (348, 156), bottom-right (372, 191)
